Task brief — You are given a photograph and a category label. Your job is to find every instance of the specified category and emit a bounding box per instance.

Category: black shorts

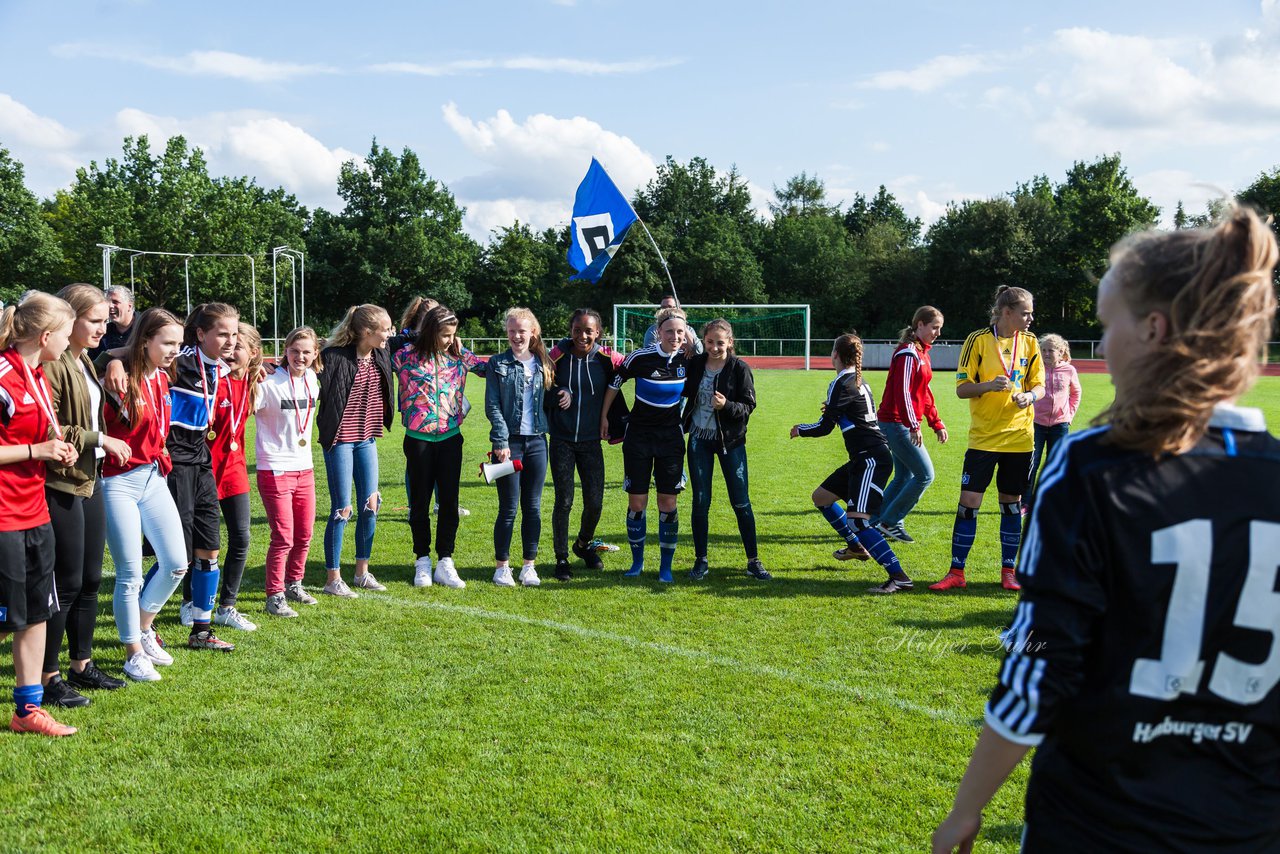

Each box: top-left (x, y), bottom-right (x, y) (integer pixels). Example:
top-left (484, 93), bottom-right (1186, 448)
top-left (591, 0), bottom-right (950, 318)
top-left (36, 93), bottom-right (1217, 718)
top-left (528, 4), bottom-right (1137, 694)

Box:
top-left (819, 447), bottom-right (892, 515)
top-left (623, 427), bottom-right (685, 495)
top-left (961, 449), bottom-right (1034, 497)
top-left (167, 463), bottom-right (221, 554)
top-left (0, 524), bottom-right (56, 631)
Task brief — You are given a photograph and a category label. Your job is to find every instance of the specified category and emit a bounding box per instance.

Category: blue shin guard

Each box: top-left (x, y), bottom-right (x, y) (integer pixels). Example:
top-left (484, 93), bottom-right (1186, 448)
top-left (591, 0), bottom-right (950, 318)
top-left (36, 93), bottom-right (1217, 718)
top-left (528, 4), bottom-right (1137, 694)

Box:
top-left (625, 511), bottom-right (646, 576)
top-left (658, 510), bottom-right (678, 583)
top-left (191, 559), bottom-right (221, 622)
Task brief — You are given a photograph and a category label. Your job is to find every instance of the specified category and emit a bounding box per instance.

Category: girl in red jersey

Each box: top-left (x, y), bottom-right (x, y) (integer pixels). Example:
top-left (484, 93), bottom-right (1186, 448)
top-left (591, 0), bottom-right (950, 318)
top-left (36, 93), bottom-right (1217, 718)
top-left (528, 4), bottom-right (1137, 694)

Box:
top-left (257, 327), bottom-right (322, 618)
top-left (0, 291), bottom-right (80, 736)
top-left (203, 322), bottom-right (262, 631)
top-left (872, 306), bottom-right (949, 544)
top-left (101, 309), bottom-right (190, 682)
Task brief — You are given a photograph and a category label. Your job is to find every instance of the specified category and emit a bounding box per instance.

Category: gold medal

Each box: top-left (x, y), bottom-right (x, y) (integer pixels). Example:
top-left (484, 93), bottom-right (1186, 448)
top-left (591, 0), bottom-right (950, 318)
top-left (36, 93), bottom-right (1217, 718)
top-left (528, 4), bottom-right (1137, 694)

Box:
top-left (161, 446), bottom-right (170, 456)
top-left (207, 430), bottom-right (217, 441)
top-left (299, 438), bottom-right (307, 447)
top-left (230, 441), bottom-right (239, 451)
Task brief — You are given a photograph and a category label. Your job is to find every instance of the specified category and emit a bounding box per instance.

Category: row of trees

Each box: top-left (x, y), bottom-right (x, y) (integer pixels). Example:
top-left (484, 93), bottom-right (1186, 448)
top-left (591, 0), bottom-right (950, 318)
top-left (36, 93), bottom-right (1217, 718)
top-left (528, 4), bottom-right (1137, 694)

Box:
top-left (4, 135), bottom-right (1280, 341)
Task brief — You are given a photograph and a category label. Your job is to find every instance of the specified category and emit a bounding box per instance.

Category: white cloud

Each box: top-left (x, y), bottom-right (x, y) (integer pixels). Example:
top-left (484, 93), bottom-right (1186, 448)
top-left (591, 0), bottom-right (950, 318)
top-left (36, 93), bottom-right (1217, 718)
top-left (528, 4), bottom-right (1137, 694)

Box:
top-left (54, 44), bottom-right (336, 82)
top-left (113, 108), bottom-right (358, 209)
top-left (0, 92), bottom-right (79, 150)
top-left (1030, 24), bottom-right (1280, 155)
top-left (1132, 169), bottom-right (1231, 227)
top-left (441, 103), bottom-right (657, 238)
top-left (861, 54), bottom-right (994, 92)
top-left (370, 56), bottom-right (681, 76)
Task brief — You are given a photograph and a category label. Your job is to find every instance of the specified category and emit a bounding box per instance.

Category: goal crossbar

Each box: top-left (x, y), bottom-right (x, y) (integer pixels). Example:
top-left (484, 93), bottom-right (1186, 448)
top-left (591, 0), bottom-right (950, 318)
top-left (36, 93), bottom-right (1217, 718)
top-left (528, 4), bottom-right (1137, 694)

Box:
top-left (612, 303), bottom-right (812, 370)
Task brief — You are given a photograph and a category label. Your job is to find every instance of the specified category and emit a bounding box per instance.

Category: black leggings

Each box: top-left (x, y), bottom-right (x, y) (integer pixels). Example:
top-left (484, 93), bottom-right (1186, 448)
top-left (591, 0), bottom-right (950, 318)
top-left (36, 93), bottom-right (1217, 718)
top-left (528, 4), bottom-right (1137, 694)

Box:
top-left (44, 483), bottom-right (107, 672)
top-left (550, 438), bottom-right (605, 560)
top-left (218, 493), bottom-right (251, 607)
top-left (405, 433), bottom-right (464, 559)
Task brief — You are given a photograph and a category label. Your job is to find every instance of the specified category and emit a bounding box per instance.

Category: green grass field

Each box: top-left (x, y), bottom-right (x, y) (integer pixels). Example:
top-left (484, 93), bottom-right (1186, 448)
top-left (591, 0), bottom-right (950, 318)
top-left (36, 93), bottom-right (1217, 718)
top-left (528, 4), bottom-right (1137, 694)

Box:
top-left (2, 371), bottom-right (1278, 852)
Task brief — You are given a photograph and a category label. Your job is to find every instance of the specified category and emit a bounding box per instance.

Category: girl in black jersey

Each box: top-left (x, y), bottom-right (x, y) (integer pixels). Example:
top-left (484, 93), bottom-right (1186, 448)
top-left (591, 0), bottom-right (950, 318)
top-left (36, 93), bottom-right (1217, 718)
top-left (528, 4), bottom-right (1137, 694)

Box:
top-left (791, 334), bottom-right (911, 593)
top-left (933, 206), bottom-right (1280, 852)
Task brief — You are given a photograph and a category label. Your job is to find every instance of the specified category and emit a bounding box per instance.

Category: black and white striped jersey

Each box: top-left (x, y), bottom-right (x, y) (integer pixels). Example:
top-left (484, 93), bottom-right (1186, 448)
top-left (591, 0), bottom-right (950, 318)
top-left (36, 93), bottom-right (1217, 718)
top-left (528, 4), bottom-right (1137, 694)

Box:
top-left (609, 344), bottom-right (689, 432)
top-left (795, 368), bottom-right (887, 458)
top-left (988, 405), bottom-right (1280, 850)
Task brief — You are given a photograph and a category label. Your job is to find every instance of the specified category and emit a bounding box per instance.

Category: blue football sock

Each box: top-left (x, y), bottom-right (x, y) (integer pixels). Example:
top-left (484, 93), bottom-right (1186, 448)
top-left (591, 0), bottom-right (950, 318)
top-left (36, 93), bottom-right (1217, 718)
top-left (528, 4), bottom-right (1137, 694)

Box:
top-left (819, 504), bottom-right (858, 546)
top-left (999, 502), bottom-right (1023, 568)
top-left (854, 523), bottom-right (906, 578)
top-left (191, 558), bottom-right (220, 623)
top-left (658, 510), bottom-right (679, 578)
top-left (951, 505), bottom-right (978, 571)
top-left (625, 510), bottom-right (646, 575)
top-left (14, 683), bottom-right (42, 717)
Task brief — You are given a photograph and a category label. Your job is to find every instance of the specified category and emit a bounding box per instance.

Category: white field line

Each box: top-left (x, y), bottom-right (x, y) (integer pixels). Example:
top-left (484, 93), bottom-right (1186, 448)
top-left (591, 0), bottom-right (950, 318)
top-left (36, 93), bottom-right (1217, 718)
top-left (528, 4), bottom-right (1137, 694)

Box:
top-left (368, 592), bottom-right (972, 725)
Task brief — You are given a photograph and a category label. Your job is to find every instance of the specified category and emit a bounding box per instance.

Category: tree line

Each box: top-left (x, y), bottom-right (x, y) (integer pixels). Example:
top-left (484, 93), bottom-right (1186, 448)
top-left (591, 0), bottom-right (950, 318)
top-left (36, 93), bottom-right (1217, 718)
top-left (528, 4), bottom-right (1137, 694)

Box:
top-left (4, 135), bottom-right (1280, 341)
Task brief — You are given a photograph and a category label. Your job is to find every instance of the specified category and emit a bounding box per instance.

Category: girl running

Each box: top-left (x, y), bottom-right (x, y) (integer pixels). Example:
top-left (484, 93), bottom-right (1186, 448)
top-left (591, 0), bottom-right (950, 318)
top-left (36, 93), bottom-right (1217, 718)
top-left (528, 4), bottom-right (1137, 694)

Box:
top-left (485, 307), bottom-right (553, 587)
top-left (932, 205), bottom-right (1280, 853)
top-left (873, 306), bottom-right (949, 544)
top-left (40, 285), bottom-right (132, 709)
top-left (792, 333), bottom-right (911, 593)
top-left (101, 308), bottom-right (190, 682)
top-left (318, 304), bottom-right (395, 597)
top-left (257, 327), bottom-right (321, 618)
top-left (1023, 332), bottom-right (1081, 513)
top-left (203, 322), bottom-right (261, 631)
top-left (395, 304), bottom-right (483, 588)
top-left (929, 286), bottom-right (1044, 592)
top-left (546, 308), bottom-right (624, 581)
top-left (1, 292), bottom-right (80, 735)
top-left (684, 319), bottom-right (768, 581)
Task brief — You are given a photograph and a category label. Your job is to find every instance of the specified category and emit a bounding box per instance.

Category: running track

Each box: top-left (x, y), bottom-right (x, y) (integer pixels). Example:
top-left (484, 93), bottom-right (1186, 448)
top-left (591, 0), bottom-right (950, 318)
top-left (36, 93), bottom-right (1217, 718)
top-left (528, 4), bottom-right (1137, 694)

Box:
top-left (738, 356), bottom-right (1280, 376)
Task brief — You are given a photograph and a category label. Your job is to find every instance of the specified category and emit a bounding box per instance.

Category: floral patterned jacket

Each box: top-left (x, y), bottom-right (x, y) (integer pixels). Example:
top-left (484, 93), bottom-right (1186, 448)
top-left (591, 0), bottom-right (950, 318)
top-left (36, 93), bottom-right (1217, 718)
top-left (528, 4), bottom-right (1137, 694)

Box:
top-left (393, 344), bottom-right (486, 437)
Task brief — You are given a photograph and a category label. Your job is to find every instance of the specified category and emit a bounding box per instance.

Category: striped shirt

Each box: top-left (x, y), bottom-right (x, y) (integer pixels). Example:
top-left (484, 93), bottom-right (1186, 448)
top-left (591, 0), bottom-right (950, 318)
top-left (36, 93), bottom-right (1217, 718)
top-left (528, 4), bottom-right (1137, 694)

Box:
top-left (334, 356), bottom-right (385, 444)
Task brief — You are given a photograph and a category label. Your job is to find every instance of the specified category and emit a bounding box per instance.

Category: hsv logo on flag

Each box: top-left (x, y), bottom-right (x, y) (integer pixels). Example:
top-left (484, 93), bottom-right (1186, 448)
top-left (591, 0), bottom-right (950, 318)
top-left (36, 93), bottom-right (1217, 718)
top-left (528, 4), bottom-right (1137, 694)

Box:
top-left (566, 158), bottom-right (638, 283)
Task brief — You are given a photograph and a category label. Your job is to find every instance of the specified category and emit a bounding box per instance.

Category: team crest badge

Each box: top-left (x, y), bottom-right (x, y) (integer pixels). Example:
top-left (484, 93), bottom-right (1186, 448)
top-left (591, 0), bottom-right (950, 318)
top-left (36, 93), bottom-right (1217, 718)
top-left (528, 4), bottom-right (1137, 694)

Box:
top-left (676, 366), bottom-right (686, 377)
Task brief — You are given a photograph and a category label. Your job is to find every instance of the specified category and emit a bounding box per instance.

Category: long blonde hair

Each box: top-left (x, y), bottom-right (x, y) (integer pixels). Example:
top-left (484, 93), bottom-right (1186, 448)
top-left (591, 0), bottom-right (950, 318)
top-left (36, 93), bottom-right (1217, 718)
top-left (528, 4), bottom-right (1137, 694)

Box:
top-left (0, 292), bottom-right (75, 351)
top-left (1098, 204), bottom-right (1278, 454)
top-left (505, 307), bottom-right (554, 389)
top-left (283, 326), bottom-right (324, 373)
top-left (988, 286), bottom-right (1033, 325)
top-left (329, 304), bottom-right (390, 349)
top-left (1038, 333), bottom-right (1070, 364)
top-left (56, 284), bottom-right (107, 320)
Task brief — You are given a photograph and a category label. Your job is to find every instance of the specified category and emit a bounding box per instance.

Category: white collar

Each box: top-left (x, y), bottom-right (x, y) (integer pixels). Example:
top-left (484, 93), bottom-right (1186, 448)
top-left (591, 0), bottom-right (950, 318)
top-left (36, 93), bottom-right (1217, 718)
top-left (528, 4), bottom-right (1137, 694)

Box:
top-left (1208, 403), bottom-right (1266, 432)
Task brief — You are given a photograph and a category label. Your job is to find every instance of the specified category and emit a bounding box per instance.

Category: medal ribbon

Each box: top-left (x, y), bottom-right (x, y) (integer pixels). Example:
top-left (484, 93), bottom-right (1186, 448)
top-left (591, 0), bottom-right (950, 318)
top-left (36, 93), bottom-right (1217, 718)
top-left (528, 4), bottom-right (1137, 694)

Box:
top-left (143, 371), bottom-right (170, 448)
top-left (289, 372), bottom-right (314, 440)
top-left (228, 376), bottom-right (249, 443)
top-left (992, 325), bottom-right (1020, 381)
top-left (22, 360), bottom-right (62, 441)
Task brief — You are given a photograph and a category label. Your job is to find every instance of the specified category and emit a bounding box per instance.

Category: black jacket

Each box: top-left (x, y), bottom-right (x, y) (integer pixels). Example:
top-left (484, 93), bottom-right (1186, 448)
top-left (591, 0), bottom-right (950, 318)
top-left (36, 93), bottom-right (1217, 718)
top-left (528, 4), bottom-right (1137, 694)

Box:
top-left (681, 352), bottom-right (756, 450)
top-left (546, 338), bottom-right (629, 444)
top-left (317, 344), bottom-right (394, 449)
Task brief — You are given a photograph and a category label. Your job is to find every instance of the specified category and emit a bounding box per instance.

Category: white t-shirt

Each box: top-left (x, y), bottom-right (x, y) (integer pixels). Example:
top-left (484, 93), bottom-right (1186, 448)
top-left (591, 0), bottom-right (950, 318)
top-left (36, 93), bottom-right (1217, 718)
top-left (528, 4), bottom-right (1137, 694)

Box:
top-left (518, 354), bottom-right (536, 436)
top-left (80, 360), bottom-right (105, 460)
top-left (254, 368), bottom-right (320, 472)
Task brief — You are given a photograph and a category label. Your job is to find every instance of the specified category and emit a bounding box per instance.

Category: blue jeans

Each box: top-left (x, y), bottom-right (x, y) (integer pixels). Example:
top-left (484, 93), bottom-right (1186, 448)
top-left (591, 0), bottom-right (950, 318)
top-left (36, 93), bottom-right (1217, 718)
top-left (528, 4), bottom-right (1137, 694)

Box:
top-left (494, 434), bottom-right (547, 562)
top-left (1027, 422), bottom-right (1070, 507)
top-left (875, 420), bottom-right (935, 527)
top-left (103, 463), bottom-right (188, 644)
top-left (688, 436), bottom-right (758, 560)
top-left (323, 438), bottom-right (380, 568)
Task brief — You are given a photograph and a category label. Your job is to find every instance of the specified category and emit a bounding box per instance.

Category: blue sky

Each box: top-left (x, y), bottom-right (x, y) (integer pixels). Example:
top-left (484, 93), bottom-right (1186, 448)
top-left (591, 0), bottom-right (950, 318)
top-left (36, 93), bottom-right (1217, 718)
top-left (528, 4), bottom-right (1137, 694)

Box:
top-left (3, 0), bottom-right (1279, 241)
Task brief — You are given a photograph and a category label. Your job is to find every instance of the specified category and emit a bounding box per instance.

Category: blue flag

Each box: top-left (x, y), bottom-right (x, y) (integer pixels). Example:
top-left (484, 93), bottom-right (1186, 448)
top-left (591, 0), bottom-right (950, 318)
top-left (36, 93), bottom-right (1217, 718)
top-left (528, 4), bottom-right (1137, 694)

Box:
top-left (567, 158), bottom-right (637, 283)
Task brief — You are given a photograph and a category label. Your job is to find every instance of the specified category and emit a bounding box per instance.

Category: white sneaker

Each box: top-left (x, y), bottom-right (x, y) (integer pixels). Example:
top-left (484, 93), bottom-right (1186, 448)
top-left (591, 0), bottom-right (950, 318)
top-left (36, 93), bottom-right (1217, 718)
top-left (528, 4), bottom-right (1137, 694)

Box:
top-left (178, 600), bottom-right (193, 627)
top-left (457, 505), bottom-right (471, 517)
top-left (265, 592), bottom-right (298, 618)
top-left (214, 606), bottom-right (258, 632)
top-left (519, 563), bottom-right (541, 587)
top-left (322, 579), bottom-right (359, 598)
top-left (493, 565), bottom-right (516, 587)
top-left (124, 651), bottom-right (161, 682)
top-left (140, 628), bottom-right (174, 666)
top-left (433, 557), bottom-right (465, 589)
top-left (285, 581), bottom-right (318, 605)
top-left (413, 556), bottom-right (434, 588)
top-left (351, 572), bottom-right (386, 592)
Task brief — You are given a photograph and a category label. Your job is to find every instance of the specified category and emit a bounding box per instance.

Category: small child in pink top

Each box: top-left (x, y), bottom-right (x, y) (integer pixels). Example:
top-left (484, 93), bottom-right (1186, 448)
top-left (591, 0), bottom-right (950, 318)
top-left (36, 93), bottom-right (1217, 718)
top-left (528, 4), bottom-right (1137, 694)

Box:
top-left (1025, 333), bottom-right (1082, 512)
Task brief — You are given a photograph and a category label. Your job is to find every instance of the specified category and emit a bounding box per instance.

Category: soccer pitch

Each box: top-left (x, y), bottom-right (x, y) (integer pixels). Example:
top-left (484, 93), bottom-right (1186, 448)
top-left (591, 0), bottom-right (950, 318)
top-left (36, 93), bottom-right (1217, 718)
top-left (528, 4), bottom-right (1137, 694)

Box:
top-left (3, 371), bottom-right (1277, 852)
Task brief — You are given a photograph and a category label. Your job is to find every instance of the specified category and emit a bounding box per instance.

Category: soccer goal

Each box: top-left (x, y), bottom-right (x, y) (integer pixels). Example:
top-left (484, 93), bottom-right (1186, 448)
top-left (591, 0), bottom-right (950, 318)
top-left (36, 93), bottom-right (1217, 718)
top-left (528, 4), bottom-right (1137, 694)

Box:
top-left (613, 304), bottom-right (812, 369)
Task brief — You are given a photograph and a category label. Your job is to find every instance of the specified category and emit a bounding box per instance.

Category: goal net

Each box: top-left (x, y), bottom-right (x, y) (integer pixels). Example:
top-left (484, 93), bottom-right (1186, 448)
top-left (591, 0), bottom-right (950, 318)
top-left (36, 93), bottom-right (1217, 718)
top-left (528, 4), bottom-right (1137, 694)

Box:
top-left (612, 304), bottom-right (812, 369)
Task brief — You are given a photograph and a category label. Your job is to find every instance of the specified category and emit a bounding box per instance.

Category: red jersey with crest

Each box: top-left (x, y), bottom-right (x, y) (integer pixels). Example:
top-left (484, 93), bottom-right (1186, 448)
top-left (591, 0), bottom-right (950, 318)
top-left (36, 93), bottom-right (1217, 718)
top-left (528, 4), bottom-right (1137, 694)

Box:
top-left (0, 347), bottom-right (54, 531)
top-left (207, 374), bottom-right (251, 499)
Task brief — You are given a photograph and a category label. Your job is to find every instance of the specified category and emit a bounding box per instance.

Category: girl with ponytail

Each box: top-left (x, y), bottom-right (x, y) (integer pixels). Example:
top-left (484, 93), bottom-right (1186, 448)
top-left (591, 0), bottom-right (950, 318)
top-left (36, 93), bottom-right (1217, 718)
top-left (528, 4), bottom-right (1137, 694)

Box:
top-left (934, 205), bottom-right (1280, 853)
top-left (791, 333), bottom-right (912, 593)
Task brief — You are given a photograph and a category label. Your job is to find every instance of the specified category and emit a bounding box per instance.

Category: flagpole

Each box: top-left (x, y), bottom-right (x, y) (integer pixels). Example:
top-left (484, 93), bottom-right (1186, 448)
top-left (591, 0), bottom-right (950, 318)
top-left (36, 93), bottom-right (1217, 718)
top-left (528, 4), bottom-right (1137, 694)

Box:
top-left (633, 217), bottom-right (679, 304)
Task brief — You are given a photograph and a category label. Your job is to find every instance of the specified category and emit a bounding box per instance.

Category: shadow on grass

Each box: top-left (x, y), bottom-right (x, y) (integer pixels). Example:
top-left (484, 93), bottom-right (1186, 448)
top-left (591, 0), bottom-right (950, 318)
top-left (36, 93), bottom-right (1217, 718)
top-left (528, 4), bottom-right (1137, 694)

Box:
top-left (894, 605), bottom-right (1015, 632)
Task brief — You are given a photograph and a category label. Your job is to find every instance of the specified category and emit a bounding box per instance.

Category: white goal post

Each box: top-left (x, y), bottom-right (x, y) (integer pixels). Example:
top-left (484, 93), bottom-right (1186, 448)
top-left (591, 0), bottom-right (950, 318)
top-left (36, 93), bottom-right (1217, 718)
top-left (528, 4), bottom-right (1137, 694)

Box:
top-left (612, 304), bottom-right (812, 370)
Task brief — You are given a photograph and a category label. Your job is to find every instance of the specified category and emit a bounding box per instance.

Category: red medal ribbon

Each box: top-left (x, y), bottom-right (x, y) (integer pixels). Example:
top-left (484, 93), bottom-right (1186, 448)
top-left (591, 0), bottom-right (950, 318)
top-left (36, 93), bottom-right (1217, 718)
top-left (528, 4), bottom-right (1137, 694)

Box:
top-left (22, 360), bottom-right (62, 441)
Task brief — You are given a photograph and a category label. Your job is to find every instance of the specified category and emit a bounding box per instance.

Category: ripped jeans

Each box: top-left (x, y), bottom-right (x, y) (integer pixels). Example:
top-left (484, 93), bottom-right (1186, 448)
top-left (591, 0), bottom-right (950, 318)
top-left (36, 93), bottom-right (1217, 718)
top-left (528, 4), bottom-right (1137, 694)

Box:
top-left (323, 438), bottom-right (380, 569)
top-left (103, 463), bottom-right (188, 644)
top-left (687, 436), bottom-right (758, 560)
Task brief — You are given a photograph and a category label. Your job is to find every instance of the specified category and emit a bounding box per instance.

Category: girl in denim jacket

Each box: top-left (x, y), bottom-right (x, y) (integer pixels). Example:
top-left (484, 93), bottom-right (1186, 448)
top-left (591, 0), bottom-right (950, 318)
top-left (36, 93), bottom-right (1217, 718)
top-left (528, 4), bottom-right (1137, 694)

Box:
top-left (394, 305), bottom-right (484, 589)
top-left (485, 307), bottom-right (554, 588)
